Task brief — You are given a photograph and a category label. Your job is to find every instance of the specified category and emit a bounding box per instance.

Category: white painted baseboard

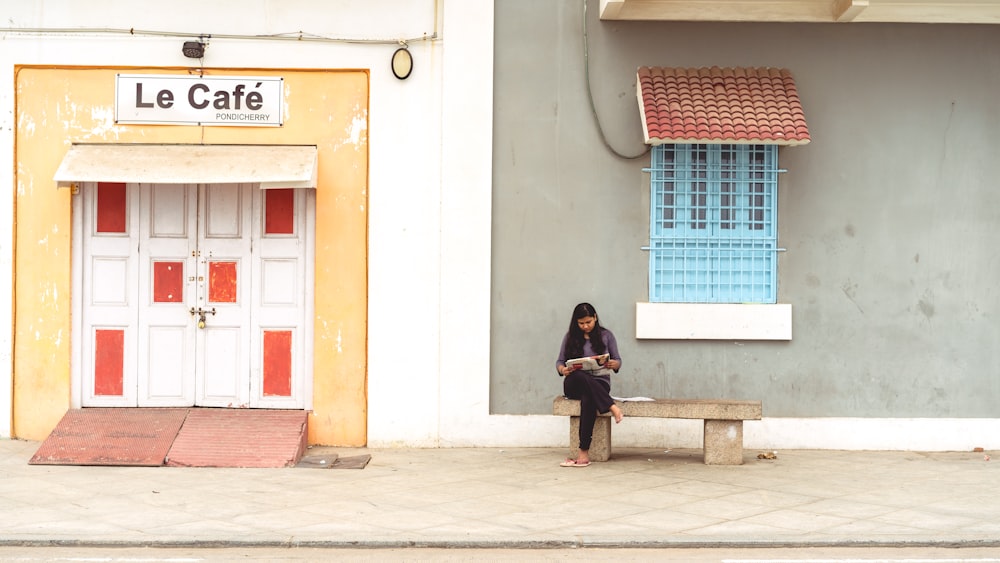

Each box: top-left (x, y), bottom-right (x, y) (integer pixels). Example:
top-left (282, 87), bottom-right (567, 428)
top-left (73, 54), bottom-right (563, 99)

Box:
top-left (394, 414), bottom-right (1000, 452)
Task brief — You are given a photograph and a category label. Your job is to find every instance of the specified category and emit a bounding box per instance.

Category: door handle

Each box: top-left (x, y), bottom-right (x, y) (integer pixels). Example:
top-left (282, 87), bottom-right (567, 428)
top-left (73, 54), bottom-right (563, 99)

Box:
top-left (189, 307), bottom-right (217, 329)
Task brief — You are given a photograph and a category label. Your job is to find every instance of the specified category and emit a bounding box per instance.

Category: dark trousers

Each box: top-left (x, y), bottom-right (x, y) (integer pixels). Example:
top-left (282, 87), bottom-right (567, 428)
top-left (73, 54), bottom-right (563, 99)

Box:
top-left (562, 371), bottom-right (614, 451)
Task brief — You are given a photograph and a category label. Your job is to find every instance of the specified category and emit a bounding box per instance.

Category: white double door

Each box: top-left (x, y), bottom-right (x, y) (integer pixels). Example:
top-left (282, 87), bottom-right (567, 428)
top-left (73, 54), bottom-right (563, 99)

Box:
top-left (79, 182), bottom-right (312, 409)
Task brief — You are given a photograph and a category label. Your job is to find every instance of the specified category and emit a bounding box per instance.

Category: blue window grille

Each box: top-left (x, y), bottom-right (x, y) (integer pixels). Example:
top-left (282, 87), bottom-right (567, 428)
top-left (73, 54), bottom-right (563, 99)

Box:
top-left (647, 144), bottom-right (779, 303)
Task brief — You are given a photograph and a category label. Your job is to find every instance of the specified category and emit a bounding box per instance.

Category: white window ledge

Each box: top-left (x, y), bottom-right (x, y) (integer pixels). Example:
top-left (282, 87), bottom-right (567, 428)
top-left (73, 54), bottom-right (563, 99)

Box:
top-left (636, 302), bottom-right (792, 340)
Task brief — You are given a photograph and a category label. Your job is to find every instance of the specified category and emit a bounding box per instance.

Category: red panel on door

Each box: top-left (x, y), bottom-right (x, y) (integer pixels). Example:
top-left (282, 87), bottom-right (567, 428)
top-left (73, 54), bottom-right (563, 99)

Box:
top-left (264, 189), bottom-right (295, 234)
top-left (263, 330), bottom-right (292, 396)
top-left (96, 182), bottom-right (127, 233)
top-left (208, 261), bottom-right (238, 303)
top-left (153, 261), bottom-right (184, 303)
top-left (94, 329), bottom-right (125, 396)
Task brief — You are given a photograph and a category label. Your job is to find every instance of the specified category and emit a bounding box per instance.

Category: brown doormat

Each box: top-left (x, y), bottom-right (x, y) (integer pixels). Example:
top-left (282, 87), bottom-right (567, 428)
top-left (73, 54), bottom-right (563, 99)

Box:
top-left (165, 409), bottom-right (307, 468)
top-left (29, 408), bottom-right (189, 466)
top-left (331, 454), bottom-right (372, 469)
top-left (296, 453), bottom-right (339, 468)
top-left (296, 453), bottom-right (371, 469)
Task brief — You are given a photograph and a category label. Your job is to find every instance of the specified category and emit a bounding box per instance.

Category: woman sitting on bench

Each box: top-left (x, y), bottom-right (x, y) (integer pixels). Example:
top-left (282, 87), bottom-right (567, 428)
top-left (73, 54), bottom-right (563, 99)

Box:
top-left (556, 302), bottom-right (623, 467)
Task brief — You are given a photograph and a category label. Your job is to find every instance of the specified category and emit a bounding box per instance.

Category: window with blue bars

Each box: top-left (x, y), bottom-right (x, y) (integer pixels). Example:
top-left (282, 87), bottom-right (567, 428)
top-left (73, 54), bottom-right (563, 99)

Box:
top-left (647, 144), bottom-right (779, 303)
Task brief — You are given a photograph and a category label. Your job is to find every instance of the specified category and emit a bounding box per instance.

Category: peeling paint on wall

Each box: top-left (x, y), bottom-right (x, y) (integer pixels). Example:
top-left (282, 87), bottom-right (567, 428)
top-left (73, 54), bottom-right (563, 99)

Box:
top-left (87, 106), bottom-right (120, 140)
top-left (348, 111), bottom-right (368, 147)
top-left (17, 113), bottom-right (35, 136)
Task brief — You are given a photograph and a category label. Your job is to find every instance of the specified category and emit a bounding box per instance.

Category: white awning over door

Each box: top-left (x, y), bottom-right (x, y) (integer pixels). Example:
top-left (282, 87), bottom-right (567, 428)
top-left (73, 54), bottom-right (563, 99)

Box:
top-left (54, 144), bottom-right (318, 189)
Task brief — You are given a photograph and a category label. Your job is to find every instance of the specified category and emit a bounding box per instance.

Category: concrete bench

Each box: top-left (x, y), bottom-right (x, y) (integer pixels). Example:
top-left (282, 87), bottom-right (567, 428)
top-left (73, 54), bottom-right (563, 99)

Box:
top-left (552, 395), bottom-right (762, 465)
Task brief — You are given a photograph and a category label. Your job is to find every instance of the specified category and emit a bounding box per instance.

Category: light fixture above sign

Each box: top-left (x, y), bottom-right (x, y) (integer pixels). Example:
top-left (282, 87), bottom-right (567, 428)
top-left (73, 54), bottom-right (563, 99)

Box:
top-left (182, 41), bottom-right (206, 59)
top-left (391, 46), bottom-right (413, 80)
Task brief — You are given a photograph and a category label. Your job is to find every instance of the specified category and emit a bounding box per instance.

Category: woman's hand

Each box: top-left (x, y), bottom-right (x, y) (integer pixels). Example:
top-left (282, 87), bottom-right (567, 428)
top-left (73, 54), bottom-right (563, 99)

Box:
top-left (558, 365), bottom-right (573, 376)
top-left (606, 359), bottom-right (621, 371)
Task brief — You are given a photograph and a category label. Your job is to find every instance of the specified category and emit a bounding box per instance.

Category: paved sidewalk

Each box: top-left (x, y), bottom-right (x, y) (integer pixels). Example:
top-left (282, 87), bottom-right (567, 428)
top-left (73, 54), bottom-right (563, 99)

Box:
top-left (2, 438), bottom-right (1000, 548)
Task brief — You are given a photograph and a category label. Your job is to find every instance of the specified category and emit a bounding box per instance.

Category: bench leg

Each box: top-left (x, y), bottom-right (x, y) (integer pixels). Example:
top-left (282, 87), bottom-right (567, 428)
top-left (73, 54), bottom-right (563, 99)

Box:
top-left (569, 416), bottom-right (611, 462)
top-left (703, 420), bottom-right (744, 465)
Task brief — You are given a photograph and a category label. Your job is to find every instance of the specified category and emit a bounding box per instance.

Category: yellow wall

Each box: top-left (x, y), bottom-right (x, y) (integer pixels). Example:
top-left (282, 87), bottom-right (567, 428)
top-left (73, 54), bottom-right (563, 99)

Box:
top-left (13, 67), bottom-right (368, 445)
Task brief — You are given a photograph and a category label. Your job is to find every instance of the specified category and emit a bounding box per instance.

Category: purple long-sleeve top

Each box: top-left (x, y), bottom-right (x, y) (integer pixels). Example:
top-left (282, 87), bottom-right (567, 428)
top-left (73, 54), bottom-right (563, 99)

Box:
top-left (556, 328), bottom-right (622, 378)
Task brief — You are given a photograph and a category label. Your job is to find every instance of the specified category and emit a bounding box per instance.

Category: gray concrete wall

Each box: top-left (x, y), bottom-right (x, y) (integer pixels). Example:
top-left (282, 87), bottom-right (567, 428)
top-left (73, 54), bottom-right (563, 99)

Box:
top-left (491, 1), bottom-right (1000, 417)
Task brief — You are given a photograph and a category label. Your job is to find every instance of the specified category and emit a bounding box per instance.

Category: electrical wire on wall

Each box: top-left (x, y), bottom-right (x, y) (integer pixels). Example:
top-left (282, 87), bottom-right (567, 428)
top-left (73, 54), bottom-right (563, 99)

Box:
top-left (582, 0), bottom-right (650, 160)
top-left (0, 27), bottom-right (438, 47)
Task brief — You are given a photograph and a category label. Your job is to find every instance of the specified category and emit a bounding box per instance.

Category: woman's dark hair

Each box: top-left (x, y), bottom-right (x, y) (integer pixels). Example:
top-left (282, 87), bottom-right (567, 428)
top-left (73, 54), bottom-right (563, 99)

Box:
top-left (564, 302), bottom-right (606, 358)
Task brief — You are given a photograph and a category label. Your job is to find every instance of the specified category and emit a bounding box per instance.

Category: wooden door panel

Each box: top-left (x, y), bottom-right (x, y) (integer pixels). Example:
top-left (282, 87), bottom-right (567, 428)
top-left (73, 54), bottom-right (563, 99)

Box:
top-left (81, 183), bottom-right (138, 406)
top-left (204, 184), bottom-right (243, 238)
top-left (251, 188), bottom-right (308, 408)
top-left (138, 183), bottom-right (196, 407)
top-left (145, 326), bottom-right (188, 400)
top-left (93, 328), bottom-right (125, 396)
top-left (197, 184), bottom-right (251, 407)
top-left (149, 186), bottom-right (190, 237)
top-left (201, 326), bottom-right (243, 403)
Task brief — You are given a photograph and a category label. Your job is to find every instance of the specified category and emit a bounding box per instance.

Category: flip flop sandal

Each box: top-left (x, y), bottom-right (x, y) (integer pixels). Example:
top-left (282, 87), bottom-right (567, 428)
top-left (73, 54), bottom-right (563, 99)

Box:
top-left (559, 459), bottom-right (591, 467)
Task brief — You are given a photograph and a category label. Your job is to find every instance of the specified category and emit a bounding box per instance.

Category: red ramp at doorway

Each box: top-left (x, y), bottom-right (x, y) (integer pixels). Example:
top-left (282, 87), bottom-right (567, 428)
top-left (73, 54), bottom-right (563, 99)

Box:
top-left (29, 408), bottom-right (189, 466)
top-left (29, 408), bottom-right (309, 468)
top-left (165, 409), bottom-right (308, 468)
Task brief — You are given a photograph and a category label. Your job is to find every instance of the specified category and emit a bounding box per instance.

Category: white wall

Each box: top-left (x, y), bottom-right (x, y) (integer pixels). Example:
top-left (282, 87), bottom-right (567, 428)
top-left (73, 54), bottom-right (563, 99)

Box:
top-left (368, 0), bottom-right (494, 447)
top-left (367, 0), bottom-right (571, 449)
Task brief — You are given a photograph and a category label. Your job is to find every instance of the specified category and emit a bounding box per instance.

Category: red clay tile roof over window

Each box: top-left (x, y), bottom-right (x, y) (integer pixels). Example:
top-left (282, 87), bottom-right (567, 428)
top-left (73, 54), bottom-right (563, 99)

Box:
top-left (637, 66), bottom-right (810, 146)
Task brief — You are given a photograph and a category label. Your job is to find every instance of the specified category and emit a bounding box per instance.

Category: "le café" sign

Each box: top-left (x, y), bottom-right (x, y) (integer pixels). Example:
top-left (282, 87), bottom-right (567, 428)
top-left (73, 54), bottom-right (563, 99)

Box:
top-left (115, 74), bottom-right (283, 127)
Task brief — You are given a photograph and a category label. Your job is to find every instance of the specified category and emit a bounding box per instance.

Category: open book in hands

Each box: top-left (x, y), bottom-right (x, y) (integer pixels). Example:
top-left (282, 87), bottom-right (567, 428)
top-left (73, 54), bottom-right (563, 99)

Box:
top-left (565, 353), bottom-right (610, 372)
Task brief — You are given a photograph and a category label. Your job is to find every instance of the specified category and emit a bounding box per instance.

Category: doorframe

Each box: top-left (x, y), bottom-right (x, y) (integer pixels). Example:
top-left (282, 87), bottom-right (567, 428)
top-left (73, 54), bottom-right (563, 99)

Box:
top-left (71, 184), bottom-right (84, 408)
top-left (70, 182), bottom-right (316, 409)
top-left (299, 188), bottom-right (316, 411)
